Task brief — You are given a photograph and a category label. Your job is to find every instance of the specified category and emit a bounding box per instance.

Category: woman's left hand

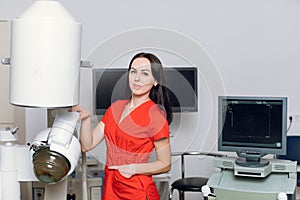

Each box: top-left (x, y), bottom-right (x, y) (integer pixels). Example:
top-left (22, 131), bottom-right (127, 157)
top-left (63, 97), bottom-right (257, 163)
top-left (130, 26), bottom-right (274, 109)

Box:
top-left (108, 164), bottom-right (137, 178)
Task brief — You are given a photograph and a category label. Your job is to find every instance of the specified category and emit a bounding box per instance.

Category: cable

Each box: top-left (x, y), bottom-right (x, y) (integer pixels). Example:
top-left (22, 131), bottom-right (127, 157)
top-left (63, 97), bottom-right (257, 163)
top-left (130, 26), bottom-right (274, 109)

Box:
top-left (287, 116), bottom-right (293, 133)
top-left (81, 151), bottom-right (88, 200)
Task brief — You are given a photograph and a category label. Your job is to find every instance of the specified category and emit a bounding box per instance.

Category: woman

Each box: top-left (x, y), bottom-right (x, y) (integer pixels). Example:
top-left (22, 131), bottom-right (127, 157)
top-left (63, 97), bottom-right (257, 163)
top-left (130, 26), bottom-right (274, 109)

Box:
top-left (72, 52), bottom-right (173, 200)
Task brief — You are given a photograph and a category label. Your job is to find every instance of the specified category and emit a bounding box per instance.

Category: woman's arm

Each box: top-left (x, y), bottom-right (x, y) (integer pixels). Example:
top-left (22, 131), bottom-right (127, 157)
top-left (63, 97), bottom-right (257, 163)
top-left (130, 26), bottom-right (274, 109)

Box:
top-left (109, 138), bottom-right (171, 178)
top-left (70, 105), bottom-right (105, 152)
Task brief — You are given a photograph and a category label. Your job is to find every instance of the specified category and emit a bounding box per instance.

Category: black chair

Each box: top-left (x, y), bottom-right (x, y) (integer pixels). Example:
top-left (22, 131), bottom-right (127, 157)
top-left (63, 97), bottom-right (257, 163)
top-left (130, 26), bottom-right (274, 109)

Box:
top-left (169, 151), bottom-right (225, 200)
top-left (277, 135), bottom-right (300, 186)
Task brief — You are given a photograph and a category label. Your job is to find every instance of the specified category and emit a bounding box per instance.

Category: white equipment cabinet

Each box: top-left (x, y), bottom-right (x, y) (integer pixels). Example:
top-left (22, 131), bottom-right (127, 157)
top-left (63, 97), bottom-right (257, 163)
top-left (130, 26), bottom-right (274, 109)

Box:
top-left (208, 157), bottom-right (297, 200)
top-left (0, 20), bottom-right (14, 128)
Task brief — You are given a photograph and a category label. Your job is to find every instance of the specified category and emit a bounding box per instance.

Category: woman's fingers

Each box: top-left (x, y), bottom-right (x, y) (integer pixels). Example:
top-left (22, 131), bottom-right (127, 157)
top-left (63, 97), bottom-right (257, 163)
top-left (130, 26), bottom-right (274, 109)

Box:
top-left (69, 105), bottom-right (91, 121)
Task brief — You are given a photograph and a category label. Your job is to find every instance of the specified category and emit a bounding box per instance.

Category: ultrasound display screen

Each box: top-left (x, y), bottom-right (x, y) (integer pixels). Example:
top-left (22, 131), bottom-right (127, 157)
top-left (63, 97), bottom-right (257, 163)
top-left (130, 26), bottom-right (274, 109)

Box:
top-left (221, 99), bottom-right (283, 148)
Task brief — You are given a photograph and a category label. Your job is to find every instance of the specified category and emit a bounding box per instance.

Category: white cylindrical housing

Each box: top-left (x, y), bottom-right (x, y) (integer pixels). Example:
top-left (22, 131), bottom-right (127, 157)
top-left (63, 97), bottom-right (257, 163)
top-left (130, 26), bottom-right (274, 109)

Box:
top-left (10, 0), bottom-right (82, 107)
top-left (30, 110), bottom-right (81, 183)
top-left (49, 135), bottom-right (81, 176)
top-left (48, 110), bottom-right (79, 147)
top-left (1, 171), bottom-right (20, 200)
top-left (0, 145), bottom-right (20, 200)
top-left (0, 145), bottom-right (16, 171)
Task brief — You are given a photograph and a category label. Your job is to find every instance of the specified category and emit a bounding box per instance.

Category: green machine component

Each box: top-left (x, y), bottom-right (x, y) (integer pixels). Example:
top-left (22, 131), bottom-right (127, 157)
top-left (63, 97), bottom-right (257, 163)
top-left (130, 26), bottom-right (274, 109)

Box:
top-left (207, 157), bottom-right (297, 200)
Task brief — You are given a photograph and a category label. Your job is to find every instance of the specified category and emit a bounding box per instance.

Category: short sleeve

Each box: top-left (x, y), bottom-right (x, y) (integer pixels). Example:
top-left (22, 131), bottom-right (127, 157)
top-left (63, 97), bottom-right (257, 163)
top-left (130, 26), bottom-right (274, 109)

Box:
top-left (151, 120), bottom-right (170, 142)
top-left (148, 105), bottom-right (170, 142)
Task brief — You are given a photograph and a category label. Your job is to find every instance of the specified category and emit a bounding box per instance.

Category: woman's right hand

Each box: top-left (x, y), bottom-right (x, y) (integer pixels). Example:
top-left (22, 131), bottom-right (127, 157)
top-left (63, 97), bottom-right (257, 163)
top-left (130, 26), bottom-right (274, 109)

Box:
top-left (70, 105), bottom-right (92, 121)
top-left (70, 105), bottom-right (97, 152)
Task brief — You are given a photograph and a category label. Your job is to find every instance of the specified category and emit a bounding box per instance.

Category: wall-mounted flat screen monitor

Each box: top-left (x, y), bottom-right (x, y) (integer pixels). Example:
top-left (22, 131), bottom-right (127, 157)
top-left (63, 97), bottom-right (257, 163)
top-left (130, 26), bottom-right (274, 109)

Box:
top-left (93, 67), bottom-right (198, 115)
top-left (218, 96), bottom-right (287, 167)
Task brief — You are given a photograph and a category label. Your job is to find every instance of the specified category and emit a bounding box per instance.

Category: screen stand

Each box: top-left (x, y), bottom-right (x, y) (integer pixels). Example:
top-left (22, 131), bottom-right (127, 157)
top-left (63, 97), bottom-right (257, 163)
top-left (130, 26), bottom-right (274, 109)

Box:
top-left (235, 157), bottom-right (269, 168)
top-left (235, 152), bottom-right (269, 168)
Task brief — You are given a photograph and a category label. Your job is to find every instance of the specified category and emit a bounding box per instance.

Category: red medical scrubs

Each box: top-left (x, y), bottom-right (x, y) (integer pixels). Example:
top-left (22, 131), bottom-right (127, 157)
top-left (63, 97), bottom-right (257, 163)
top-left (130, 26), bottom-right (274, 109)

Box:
top-left (101, 100), bottom-right (170, 200)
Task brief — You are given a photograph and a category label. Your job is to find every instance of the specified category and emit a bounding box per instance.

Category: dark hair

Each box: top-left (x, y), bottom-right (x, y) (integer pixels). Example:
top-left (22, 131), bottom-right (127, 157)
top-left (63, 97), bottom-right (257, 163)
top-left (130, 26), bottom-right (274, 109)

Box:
top-left (127, 52), bottom-right (173, 124)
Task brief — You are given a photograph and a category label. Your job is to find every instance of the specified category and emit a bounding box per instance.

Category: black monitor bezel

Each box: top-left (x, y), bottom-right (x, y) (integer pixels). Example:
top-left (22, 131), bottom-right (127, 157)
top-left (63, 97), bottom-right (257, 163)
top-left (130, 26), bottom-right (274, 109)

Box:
top-left (92, 67), bottom-right (198, 115)
top-left (218, 96), bottom-right (288, 158)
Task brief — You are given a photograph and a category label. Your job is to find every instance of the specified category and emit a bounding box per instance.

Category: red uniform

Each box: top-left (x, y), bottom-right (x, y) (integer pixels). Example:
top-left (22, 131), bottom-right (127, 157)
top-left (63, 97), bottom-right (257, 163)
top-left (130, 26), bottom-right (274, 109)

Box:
top-left (101, 100), bottom-right (170, 200)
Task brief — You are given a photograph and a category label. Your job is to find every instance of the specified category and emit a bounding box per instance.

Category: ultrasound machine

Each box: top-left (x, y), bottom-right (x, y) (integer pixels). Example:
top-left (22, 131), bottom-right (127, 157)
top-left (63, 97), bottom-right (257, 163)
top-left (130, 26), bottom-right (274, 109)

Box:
top-left (207, 96), bottom-right (297, 200)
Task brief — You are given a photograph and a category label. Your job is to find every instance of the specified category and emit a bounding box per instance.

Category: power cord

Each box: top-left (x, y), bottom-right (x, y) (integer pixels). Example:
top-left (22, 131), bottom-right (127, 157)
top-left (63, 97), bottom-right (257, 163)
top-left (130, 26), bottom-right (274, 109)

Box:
top-left (287, 116), bottom-right (293, 133)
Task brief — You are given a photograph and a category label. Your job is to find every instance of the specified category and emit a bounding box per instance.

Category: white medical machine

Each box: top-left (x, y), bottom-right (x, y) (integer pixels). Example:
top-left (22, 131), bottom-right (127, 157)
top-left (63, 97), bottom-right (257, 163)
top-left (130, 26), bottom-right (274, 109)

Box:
top-left (207, 156), bottom-right (297, 200)
top-left (206, 96), bottom-right (297, 200)
top-left (0, 110), bottom-right (81, 200)
top-left (0, 0), bottom-right (92, 199)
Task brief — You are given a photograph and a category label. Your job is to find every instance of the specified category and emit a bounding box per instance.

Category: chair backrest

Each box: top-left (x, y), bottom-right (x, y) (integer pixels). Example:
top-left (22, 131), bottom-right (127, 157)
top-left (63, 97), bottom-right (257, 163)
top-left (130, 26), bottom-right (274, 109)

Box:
top-left (277, 135), bottom-right (300, 163)
top-left (172, 152), bottom-right (224, 178)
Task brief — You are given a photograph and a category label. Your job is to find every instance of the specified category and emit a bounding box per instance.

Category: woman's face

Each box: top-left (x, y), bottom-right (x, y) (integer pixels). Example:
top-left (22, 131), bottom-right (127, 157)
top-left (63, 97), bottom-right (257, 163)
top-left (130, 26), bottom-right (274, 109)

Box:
top-left (128, 57), bottom-right (156, 97)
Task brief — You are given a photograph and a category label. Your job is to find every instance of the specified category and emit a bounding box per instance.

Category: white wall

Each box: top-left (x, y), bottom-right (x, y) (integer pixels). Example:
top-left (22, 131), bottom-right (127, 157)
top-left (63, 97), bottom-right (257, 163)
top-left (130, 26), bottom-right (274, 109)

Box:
top-left (1, 1), bottom-right (300, 199)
